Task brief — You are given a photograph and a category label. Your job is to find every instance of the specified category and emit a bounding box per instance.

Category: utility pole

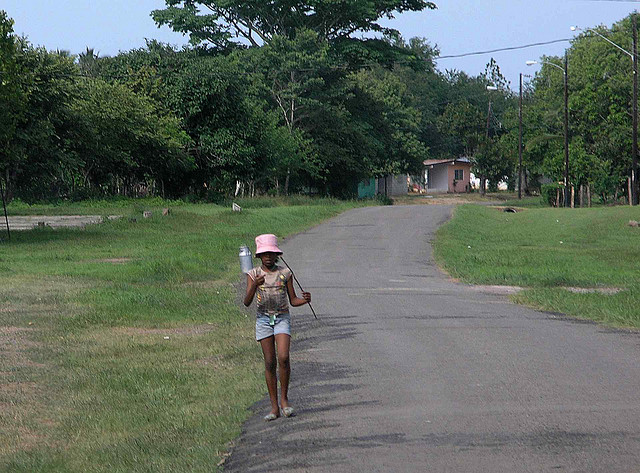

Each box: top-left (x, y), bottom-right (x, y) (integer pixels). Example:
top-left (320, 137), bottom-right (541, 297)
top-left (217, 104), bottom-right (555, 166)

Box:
top-left (633, 13), bottom-right (639, 205)
top-left (563, 51), bottom-right (570, 208)
top-left (518, 73), bottom-right (523, 199)
top-left (486, 101), bottom-right (492, 139)
top-left (483, 100), bottom-right (492, 196)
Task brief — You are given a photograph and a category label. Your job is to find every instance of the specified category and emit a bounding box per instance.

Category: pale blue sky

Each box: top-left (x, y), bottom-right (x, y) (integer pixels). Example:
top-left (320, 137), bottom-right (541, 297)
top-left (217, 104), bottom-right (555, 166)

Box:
top-left (3, 1), bottom-right (640, 90)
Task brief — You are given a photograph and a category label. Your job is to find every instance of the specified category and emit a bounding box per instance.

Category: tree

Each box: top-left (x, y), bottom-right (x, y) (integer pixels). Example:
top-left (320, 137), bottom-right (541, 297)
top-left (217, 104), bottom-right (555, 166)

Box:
top-left (0, 10), bottom-right (24, 201)
top-left (437, 99), bottom-right (485, 157)
top-left (70, 78), bottom-right (192, 197)
top-left (247, 29), bottom-right (332, 194)
top-left (526, 14), bottom-right (640, 203)
top-left (77, 47), bottom-right (102, 77)
top-left (4, 42), bottom-right (80, 202)
top-left (152, 0), bottom-right (436, 49)
top-left (350, 66), bottom-right (427, 174)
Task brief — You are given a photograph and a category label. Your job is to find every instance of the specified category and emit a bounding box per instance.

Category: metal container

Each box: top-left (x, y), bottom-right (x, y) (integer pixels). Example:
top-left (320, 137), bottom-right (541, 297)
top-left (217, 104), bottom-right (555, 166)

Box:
top-left (239, 245), bottom-right (254, 274)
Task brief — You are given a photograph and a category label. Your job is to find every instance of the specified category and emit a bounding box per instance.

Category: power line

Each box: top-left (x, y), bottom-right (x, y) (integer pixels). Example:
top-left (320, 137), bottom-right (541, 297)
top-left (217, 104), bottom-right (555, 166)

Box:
top-left (436, 38), bottom-right (573, 60)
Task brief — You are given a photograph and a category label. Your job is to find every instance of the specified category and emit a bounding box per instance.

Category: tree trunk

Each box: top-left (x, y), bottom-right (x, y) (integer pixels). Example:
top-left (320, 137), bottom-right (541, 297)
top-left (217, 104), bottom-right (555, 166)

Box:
top-left (284, 167), bottom-right (290, 196)
top-left (579, 184), bottom-right (584, 208)
top-left (571, 185), bottom-right (575, 208)
top-left (587, 184), bottom-right (592, 207)
top-left (555, 188), bottom-right (560, 207)
top-left (4, 168), bottom-right (15, 203)
top-left (629, 177), bottom-right (633, 206)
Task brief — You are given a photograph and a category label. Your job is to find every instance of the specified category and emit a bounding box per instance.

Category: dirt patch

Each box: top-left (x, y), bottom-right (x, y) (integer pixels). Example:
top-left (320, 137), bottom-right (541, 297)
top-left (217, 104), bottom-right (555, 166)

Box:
top-left (564, 287), bottom-right (623, 295)
top-left (0, 381), bottom-right (38, 395)
top-left (87, 258), bottom-right (134, 264)
top-left (392, 194), bottom-right (504, 206)
top-left (466, 285), bottom-right (524, 295)
top-left (394, 196), bottom-right (494, 206)
top-left (464, 281), bottom-right (624, 296)
top-left (3, 215), bottom-right (121, 230)
top-left (464, 285), bottom-right (623, 295)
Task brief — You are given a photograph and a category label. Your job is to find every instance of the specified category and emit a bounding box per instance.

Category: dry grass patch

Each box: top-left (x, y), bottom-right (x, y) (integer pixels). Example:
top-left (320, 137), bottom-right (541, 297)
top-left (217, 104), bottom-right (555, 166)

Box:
top-left (0, 276), bottom-right (88, 461)
top-left (0, 326), bottom-right (52, 458)
top-left (393, 193), bottom-right (503, 206)
top-left (112, 323), bottom-right (220, 336)
top-left (87, 258), bottom-right (134, 264)
top-left (0, 327), bottom-right (43, 368)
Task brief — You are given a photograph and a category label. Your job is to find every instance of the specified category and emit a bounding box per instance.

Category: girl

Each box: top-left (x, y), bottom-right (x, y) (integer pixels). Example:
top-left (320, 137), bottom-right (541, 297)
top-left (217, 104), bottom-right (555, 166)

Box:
top-left (243, 233), bottom-right (311, 421)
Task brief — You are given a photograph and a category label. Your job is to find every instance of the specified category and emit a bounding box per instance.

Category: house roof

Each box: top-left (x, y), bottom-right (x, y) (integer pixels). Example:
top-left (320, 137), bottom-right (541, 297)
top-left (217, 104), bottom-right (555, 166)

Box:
top-left (423, 157), bottom-right (471, 166)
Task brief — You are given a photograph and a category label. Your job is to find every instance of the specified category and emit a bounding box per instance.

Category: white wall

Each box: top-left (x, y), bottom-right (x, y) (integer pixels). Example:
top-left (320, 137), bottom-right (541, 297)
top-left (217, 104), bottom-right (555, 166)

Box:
top-left (427, 166), bottom-right (449, 192)
top-left (470, 173), bottom-right (508, 191)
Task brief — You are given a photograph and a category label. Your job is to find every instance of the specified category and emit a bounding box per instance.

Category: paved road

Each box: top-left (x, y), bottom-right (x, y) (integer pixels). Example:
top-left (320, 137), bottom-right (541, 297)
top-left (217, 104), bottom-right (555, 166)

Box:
top-left (225, 205), bottom-right (640, 472)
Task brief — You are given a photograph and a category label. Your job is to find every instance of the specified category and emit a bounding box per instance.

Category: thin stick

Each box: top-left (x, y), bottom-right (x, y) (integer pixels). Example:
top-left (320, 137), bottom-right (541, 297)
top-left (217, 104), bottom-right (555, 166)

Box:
top-left (280, 256), bottom-right (317, 319)
top-left (0, 176), bottom-right (9, 241)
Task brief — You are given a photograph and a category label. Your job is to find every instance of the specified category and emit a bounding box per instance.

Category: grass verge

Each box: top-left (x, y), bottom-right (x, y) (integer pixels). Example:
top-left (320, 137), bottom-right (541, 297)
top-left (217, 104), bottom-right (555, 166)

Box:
top-left (0, 197), bottom-right (366, 472)
top-left (434, 204), bottom-right (640, 328)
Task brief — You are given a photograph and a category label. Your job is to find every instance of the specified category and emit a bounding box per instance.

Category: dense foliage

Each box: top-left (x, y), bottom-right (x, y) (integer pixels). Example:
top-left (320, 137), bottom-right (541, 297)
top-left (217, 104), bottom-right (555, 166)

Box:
top-left (1, 6), bottom-right (639, 204)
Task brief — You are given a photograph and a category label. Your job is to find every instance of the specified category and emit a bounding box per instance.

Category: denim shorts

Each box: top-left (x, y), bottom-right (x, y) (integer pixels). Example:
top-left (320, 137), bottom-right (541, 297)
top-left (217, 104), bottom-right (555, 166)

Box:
top-left (255, 313), bottom-right (291, 341)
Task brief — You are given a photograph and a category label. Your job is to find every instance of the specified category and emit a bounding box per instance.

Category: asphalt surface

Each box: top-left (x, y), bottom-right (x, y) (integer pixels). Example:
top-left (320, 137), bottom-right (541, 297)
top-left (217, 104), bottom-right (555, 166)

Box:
top-left (225, 205), bottom-right (640, 473)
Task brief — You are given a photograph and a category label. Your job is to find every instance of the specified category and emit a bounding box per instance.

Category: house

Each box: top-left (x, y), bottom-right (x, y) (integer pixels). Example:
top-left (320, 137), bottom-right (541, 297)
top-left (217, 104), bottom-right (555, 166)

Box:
top-left (423, 157), bottom-right (472, 193)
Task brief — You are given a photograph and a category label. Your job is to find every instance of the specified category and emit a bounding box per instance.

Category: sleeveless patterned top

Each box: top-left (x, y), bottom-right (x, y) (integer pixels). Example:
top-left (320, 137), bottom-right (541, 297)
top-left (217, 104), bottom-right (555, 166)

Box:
top-left (248, 266), bottom-right (292, 316)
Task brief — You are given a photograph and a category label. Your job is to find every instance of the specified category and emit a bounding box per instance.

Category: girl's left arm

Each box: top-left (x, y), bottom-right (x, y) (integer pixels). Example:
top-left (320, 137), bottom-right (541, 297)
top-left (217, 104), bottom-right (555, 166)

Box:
top-left (286, 277), bottom-right (311, 307)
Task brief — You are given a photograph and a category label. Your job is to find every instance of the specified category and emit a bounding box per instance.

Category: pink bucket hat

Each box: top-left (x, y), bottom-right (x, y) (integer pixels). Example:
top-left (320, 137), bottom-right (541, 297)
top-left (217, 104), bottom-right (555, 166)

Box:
top-left (255, 234), bottom-right (283, 255)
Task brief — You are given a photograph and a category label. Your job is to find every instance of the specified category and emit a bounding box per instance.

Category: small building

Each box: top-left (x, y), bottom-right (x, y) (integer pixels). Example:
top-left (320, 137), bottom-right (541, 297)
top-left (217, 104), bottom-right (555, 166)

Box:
top-left (358, 175), bottom-right (408, 198)
top-left (423, 158), bottom-right (472, 193)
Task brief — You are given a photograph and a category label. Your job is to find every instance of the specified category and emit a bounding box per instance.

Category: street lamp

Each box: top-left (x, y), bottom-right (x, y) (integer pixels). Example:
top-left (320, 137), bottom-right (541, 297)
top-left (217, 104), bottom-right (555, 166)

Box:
top-left (528, 55), bottom-right (570, 207)
top-left (571, 23), bottom-right (638, 205)
top-left (571, 25), bottom-right (633, 58)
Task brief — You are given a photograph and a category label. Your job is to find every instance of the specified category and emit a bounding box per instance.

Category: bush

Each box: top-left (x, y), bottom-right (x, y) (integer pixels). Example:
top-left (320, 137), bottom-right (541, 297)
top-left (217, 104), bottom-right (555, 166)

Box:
top-left (375, 194), bottom-right (394, 206)
top-left (541, 183), bottom-right (563, 207)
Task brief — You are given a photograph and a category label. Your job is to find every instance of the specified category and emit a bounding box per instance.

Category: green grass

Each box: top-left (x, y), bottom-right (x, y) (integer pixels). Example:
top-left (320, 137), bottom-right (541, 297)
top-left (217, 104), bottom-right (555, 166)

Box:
top-left (493, 195), bottom-right (548, 208)
top-left (434, 204), bottom-right (640, 328)
top-left (0, 197), bottom-right (367, 472)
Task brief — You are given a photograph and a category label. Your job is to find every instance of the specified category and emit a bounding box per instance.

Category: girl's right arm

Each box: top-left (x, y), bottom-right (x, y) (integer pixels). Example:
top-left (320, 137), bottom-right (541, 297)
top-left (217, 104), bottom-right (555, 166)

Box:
top-left (243, 272), bottom-right (265, 306)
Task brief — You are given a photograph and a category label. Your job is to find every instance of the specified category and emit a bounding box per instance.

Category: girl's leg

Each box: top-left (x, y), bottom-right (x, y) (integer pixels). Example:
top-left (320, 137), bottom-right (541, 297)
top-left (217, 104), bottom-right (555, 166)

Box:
top-left (259, 336), bottom-right (279, 416)
top-left (275, 333), bottom-right (291, 409)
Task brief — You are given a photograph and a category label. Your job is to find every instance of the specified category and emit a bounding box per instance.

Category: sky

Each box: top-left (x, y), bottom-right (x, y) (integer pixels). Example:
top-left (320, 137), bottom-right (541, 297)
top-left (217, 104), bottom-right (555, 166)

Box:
top-left (3, 0), bottom-right (640, 91)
